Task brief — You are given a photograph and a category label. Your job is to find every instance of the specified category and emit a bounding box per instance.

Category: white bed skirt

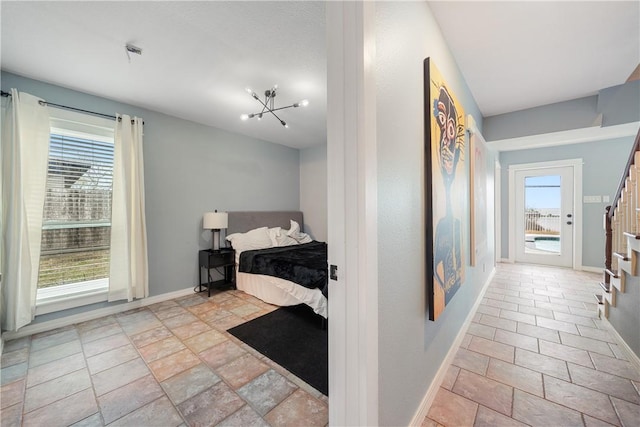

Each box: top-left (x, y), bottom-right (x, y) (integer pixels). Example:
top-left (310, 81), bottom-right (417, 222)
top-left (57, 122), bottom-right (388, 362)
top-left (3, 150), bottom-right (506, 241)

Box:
top-left (236, 271), bottom-right (328, 318)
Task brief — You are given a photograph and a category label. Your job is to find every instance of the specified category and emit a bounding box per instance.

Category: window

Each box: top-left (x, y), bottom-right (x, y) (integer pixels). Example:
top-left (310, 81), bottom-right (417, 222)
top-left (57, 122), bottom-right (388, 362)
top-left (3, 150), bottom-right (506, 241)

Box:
top-left (36, 109), bottom-right (115, 314)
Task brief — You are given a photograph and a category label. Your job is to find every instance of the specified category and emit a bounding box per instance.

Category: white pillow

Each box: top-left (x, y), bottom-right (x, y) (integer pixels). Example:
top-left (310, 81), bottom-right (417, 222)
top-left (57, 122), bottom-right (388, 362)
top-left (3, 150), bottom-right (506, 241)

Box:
top-left (226, 227), bottom-right (273, 253)
top-left (269, 226), bottom-right (299, 247)
top-left (286, 220), bottom-right (313, 244)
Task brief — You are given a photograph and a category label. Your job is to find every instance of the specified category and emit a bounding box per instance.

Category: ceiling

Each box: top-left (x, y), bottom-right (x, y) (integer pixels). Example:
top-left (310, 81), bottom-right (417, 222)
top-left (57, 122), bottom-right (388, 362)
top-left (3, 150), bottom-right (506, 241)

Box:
top-left (2, 2), bottom-right (638, 149)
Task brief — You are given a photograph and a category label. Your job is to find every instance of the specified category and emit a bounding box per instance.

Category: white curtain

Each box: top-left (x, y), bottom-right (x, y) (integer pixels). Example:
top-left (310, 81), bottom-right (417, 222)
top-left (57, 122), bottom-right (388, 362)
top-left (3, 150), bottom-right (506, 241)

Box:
top-left (109, 114), bottom-right (148, 302)
top-left (1, 89), bottom-right (50, 331)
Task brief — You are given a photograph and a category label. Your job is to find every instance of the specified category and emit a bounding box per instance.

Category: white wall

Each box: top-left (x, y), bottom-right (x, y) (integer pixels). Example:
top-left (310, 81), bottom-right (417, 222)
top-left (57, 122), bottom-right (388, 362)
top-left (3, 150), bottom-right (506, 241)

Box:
top-left (299, 144), bottom-right (327, 241)
top-left (375, 3), bottom-right (496, 424)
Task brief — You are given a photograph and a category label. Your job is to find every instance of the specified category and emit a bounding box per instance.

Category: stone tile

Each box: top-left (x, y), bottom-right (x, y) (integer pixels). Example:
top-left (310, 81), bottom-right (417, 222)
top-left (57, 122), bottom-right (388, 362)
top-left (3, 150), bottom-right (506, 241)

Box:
top-left (237, 369), bottom-right (297, 415)
top-left (553, 311), bottom-right (597, 327)
top-left (583, 414), bottom-right (618, 427)
top-left (86, 344), bottom-right (139, 374)
top-left (518, 305), bottom-right (555, 320)
top-left (1, 348), bottom-right (29, 368)
top-left (177, 382), bottom-right (245, 426)
top-left (493, 329), bottom-right (539, 352)
top-left (543, 375), bottom-right (620, 425)
top-left (26, 352), bottom-right (86, 388)
top-left (147, 299), bottom-right (180, 313)
top-left (3, 337), bottom-right (30, 353)
top-left (82, 332), bottom-right (130, 358)
top-left (468, 322), bottom-right (497, 340)
top-left (539, 340), bottom-right (594, 368)
top-left (154, 306), bottom-right (189, 320)
top-left (75, 315), bottom-right (117, 334)
top-left (149, 348), bottom-right (201, 382)
top-left (161, 363), bottom-right (220, 404)
top-left (213, 314), bottom-right (247, 330)
top-left (577, 325), bottom-right (618, 343)
top-left (108, 396), bottom-right (183, 427)
top-left (217, 353), bottom-right (270, 389)
top-left (79, 323), bottom-right (123, 344)
top-left (24, 368), bottom-right (92, 413)
top-left (22, 388), bottom-right (98, 427)
top-left (548, 296), bottom-right (588, 308)
top-left (1, 402), bottom-right (22, 427)
top-left (468, 336), bottom-right (515, 363)
top-left (474, 405), bottom-right (528, 427)
top-left (568, 363), bottom-right (640, 404)
top-left (230, 303), bottom-right (263, 318)
top-left (92, 357), bottom-right (150, 396)
top-left (452, 347), bottom-right (490, 376)
top-left (514, 348), bottom-right (570, 381)
top-left (162, 312), bottom-right (199, 330)
top-left (264, 388), bottom-right (328, 427)
top-left (559, 332), bottom-right (615, 357)
top-left (479, 314), bottom-right (517, 332)
top-left (183, 329), bottom-right (227, 353)
top-left (1, 378), bottom-right (25, 409)
top-left (0, 362), bottom-right (28, 386)
top-left (452, 369), bottom-right (513, 415)
top-left (170, 320), bottom-right (211, 340)
top-left (484, 291), bottom-right (506, 301)
top-left (97, 374), bottom-right (164, 424)
top-left (460, 333), bottom-right (473, 349)
top-left (427, 388), bottom-right (478, 426)
top-left (30, 328), bottom-right (79, 352)
top-left (138, 336), bottom-right (186, 363)
top-left (609, 343), bottom-right (630, 361)
top-left (199, 340), bottom-right (246, 369)
top-left (186, 301), bottom-right (218, 316)
top-left (29, 339), bottom-right (82, 368)
top-left (129, 325), bottom-right (173, 348)
top-left (175, 294), bottom-right (208, 308)
top-left (503, 295), bottom-right (536, 307)
top-left (518, 291), bottom-right (550, 303)
top-left (534, 301), bottom-right (572, 314)
top-left (199, 308), bottom-right (233, 324)
top-left (516, 323), bottom-right (560, 343)
top-left (486, 358), bottom-right (543, 396)
top-left (217, 405), bottom-right (270, 427)
top-left (71, 412), bottom-right (106, 426)
top-left (591, 353), bottom-right (640, 382)
top-left (499, 309), bottom-right (536, 325)
top-left (117, 310), bottom-right (162, 336)
top-left (476, 304), bottom-right (501, 317)
top-left (512, 389), bottom-right (583, 426)
top-left (536, 317), bottom-right (579, 334)
top-left (569, 306), bottom-right (600, 319)
top-left (481, 299), bottom-right (519, 312)
top-left (441, 365), bottom-right (460, 390)
top-left (611, 396), bottom-right (640, 427)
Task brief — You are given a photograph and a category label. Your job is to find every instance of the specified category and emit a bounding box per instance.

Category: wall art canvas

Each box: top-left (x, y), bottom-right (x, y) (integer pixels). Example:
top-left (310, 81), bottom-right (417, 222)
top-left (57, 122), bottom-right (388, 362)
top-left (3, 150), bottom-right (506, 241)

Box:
top-left (424, 57), bottom-right (467, 321)
top-left (469, 126), bottom-right (488, 267)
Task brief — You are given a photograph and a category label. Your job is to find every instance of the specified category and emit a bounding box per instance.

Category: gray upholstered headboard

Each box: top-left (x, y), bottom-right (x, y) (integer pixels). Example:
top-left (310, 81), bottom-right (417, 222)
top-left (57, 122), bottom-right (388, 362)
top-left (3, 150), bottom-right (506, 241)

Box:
top-left (227, 211), bottom-right (303, 235)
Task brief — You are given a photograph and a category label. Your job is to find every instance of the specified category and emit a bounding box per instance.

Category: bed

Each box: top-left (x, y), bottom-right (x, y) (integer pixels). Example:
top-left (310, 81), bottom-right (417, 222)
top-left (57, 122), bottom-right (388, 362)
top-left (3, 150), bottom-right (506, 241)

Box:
top-left (226, 211), bottom-right (328, 318)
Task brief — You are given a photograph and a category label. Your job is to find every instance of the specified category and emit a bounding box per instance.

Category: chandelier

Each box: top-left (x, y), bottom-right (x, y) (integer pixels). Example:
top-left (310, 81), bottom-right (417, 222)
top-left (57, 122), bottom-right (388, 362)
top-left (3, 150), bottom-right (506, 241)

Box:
top-left (240, 85), bottom-right (308, 128)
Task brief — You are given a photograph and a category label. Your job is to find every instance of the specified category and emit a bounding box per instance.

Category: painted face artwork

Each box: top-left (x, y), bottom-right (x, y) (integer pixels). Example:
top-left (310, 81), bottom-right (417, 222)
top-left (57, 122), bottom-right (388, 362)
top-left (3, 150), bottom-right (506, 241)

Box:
top-left (434, 86), bottom-right (460, 183)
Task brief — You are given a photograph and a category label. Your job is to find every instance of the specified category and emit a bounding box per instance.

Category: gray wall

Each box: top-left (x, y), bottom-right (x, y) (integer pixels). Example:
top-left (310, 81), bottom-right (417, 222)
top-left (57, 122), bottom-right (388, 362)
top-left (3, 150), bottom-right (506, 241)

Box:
top-left (2, 71), bottom-right (300, 306)
top-left (609, 273), bottom-right (640, 357)
top-left (497, 138), bottom-right (634, 267)
top-left (484, 80), bottom-right (640, 141)
top-left (376, 3), bottom-right (496, 425)
top-left (299, 144), bottom-right (327, 242)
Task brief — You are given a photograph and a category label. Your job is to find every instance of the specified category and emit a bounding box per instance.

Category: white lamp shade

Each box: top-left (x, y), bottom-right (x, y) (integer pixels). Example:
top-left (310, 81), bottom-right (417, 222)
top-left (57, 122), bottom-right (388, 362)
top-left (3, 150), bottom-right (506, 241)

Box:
top-left (203, 211), bottom-right (228, 229)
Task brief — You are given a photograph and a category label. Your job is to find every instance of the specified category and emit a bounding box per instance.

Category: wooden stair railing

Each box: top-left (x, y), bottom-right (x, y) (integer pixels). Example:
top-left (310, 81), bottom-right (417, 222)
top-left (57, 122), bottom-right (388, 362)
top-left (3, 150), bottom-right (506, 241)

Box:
top-left (600, 126), bottom-right (640, 318)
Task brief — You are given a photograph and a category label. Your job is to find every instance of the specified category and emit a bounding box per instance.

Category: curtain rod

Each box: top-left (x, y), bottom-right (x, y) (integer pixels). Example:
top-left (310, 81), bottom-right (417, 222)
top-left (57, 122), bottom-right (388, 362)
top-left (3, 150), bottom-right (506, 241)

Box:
top-left (0, 90), bottom-right (143, 125)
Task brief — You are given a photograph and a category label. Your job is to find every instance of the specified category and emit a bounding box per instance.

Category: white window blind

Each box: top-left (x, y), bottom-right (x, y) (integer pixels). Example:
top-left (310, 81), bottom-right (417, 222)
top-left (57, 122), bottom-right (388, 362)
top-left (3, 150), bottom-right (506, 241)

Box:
top-left (37, 131), bottom-right (114, 288)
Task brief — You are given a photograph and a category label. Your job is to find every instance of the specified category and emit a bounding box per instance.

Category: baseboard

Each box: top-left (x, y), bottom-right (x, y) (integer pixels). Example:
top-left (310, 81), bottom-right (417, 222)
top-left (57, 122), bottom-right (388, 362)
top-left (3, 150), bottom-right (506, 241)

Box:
top-left (409, 267), bottom-right (497, 426)
top-left (1, 286), bottom-right (196, 341)
top-left (599, 315), bottom-right (640, 373)
top-left (499, 258), bottom-right (512, 263)
top-left (580, 265), bottom-right (602, 273)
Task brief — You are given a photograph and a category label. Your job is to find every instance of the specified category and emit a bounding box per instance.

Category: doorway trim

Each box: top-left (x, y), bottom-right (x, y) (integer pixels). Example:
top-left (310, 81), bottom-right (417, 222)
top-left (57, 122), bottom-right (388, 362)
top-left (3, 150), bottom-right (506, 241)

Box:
top-left (508, 158), bottom-right (583, 269)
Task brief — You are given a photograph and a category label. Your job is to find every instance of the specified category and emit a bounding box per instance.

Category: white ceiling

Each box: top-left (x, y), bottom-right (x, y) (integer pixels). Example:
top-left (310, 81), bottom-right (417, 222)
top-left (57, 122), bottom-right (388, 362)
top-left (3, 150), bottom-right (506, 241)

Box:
top-left (2, 2), bottom-right (638, 149)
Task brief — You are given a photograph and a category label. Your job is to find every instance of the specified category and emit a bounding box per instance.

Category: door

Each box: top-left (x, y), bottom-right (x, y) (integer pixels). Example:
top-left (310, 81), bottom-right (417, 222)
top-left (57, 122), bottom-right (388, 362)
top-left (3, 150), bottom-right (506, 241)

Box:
top-left (514, 166), bottom-right (574, 267)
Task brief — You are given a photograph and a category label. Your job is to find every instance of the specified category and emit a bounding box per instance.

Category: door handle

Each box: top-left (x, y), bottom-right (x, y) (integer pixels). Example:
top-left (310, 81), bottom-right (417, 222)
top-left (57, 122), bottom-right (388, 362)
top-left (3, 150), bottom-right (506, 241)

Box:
top-left (567, 214), bottom-right (572, 218)
top-left (567, 221), bottom-right (573, 225)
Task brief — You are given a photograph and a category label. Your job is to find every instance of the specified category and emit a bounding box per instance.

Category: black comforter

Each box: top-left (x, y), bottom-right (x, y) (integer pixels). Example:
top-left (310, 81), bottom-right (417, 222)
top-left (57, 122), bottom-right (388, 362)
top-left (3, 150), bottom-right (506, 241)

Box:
top-left (238, 241), bottom-right (328, 298)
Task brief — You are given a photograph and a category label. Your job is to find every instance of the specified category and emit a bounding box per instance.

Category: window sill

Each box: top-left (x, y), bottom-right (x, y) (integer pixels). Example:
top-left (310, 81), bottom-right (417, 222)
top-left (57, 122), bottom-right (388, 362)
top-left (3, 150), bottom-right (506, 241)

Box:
top-left (36, 278), bottom-right (109, 315)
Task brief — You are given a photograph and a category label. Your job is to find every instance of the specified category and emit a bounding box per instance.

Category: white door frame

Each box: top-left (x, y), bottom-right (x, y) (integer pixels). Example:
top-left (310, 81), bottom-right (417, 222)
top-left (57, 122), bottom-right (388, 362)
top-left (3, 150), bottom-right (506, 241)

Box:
top-left (508, 159), bottom-right (583, 269)
top-left (326, 2), bottom-right (379, 426)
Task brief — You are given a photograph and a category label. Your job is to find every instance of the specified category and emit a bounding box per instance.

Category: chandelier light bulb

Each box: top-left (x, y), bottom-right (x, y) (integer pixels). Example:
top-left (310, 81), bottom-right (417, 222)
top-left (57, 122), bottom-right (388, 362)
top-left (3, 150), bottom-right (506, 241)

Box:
top-left (300, 99), bottom-right (309, 107)
top-left (240, 114), bottom-right (249, 121)
top-left (245, 87), bottom-right (253, 94)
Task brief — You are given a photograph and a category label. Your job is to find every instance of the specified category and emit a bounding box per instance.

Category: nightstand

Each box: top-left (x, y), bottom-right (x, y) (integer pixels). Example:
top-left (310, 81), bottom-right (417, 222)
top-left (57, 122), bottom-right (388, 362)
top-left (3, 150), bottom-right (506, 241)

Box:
top-left (198, 248), bottom-right (235, 297)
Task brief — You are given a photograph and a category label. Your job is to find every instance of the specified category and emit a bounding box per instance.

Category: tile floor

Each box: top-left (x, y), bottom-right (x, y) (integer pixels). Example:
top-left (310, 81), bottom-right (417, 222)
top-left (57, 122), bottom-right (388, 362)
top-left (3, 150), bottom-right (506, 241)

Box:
top-left (423, 263), bottom-right (640, 427)
top-left (0, 289), bottom-right (328, 427)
